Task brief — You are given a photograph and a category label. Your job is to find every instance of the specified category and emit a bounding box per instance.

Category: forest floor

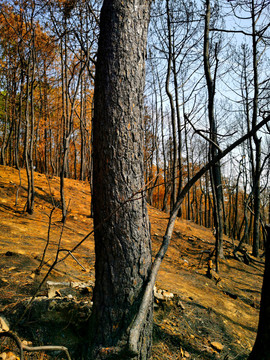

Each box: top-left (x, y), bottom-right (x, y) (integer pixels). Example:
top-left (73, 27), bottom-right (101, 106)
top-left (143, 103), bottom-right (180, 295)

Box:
top-left (0, 165), bottom-right (264, 360)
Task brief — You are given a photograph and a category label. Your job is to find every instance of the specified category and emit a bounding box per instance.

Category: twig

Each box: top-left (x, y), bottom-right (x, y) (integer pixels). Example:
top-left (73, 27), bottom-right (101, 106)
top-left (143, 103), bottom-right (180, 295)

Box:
top-left (185, 113), bottom-right (222, 151)
top-left (59, 249), bottom-right (87, 271)
top-left (45, 173), bottom-right (56, 208)
top-left (35, 207), bottom-right (56, 274)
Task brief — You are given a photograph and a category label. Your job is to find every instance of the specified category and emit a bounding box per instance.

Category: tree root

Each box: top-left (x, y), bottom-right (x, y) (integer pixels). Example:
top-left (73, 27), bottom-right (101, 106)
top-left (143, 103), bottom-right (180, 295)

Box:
top-left (0, 331), bottom-right (72, 360)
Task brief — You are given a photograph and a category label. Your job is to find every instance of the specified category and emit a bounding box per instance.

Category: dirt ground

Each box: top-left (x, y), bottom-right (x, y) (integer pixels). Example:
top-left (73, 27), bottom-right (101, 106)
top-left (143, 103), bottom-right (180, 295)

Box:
top-left (0, 165), bottom-right (264, 359)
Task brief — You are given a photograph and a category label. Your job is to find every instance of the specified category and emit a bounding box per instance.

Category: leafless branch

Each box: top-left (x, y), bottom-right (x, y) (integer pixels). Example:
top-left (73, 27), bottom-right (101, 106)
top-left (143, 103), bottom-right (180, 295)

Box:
top-left (210, 27), bottom-right (252, 37)
top-left (184, 113), bottom-right (222, 151)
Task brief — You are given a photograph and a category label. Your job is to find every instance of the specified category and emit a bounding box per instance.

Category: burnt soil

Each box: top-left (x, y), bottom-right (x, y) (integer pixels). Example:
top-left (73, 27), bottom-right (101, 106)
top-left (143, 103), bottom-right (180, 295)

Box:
top-left (0, 165), bottom-right (264, 359)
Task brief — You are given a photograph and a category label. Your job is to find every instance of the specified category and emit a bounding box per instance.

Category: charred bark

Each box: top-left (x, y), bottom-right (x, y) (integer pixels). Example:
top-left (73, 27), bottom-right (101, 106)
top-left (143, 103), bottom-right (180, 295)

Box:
top-left (248, 225), bottom-right (270, 359)
top-left (90, 1), bottom-right (152, 359)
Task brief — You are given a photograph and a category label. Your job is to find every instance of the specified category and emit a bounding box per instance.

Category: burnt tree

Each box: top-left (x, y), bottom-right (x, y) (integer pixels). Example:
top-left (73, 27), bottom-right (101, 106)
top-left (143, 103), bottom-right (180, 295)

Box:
top-left (90, 1), bottom-right (153, 359)
top-left (203, 0), bottom-right (224, 266)
top-left (248, 225), bottom-right (270, 359)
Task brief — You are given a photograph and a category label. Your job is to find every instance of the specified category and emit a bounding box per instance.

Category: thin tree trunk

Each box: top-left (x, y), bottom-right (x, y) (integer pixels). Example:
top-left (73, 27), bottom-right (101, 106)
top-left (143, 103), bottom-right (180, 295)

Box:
top-left (172, 56), bottom-right (182, 216)
top-left (232, 171), bottom-right (242, 239)
top-left (165, 0), bottom-right (177, 212)
top-left (184, 102), bottom-right (191, 221)
top-left (251, 0), bottom-right (261, 257)
top-left (0, 93), bottom-right (8, 165)
top-left (60, 33), bottom-right (67, 221)
top-left (28, 40), bottom-right (35, 214)
top-left (80, 74), bottom-right (86, 181)
top-left (157, 73), bottom-right (170, 213)
top-left (15, 71), bottom-right (23, 170)
top-left (204, 0), bottom-right (224, 264)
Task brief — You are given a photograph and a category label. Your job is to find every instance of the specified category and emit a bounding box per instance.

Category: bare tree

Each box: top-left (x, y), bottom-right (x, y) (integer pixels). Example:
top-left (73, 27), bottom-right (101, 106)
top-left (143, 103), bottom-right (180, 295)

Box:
top-left (204, 0), bottom-right (225, 266)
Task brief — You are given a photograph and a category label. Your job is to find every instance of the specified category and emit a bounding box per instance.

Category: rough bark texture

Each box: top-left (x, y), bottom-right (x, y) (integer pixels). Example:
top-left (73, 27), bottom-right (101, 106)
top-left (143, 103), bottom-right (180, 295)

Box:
top-left (248, 225), bottom-right (270, 360)
top-left (90, 1), bottom-right (152, 359)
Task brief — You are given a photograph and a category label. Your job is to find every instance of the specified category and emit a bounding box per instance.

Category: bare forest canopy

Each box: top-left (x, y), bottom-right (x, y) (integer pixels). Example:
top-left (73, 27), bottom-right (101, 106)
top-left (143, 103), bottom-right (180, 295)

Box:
top-left (0, 0), bottom-right (269, 250)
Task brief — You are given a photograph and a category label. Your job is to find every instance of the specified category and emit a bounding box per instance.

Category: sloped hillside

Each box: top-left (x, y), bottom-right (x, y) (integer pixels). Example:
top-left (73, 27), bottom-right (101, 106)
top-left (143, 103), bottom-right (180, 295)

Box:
top-left (0, 165), bottom-right (263, 359)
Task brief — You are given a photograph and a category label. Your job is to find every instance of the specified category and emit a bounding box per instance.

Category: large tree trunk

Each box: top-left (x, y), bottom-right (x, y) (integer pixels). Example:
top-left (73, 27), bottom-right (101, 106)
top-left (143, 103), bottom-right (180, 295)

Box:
top-left (90, 1), bottom-right (152, 359)
top-left (248, 225), bottom-right (270, 359)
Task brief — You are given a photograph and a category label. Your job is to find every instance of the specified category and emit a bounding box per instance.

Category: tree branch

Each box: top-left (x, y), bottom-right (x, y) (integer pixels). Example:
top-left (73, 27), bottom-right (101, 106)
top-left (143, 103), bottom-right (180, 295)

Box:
top-left (210, 27), bottom-right (252, 37)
